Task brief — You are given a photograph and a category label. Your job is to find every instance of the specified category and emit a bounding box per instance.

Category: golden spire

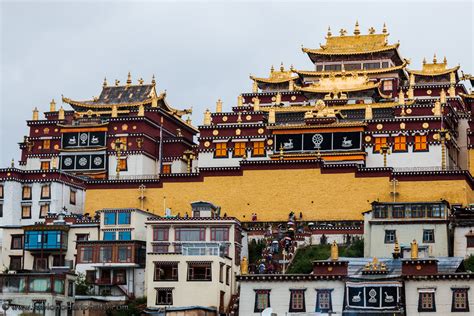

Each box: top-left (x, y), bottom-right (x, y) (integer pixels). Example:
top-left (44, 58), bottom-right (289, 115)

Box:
top-left (394, 238), bottom-right (400, 254)
top-left (49, 99), bottom-right (56, 112)
top-left (443, 56), bottom-right (447, 65)
top-left (151, 74), bottom-right (156, 85)
top-left (433, 100), bottom-right (442, 116)
top-left (268, 107), bottom-right (275, 124)
top-left (440, 88), bottom-right (446, 104)
top-left (382, 22), bottom-right (387, 34)
top-left (103, 77), bottom-right (108, 87)
top-left (241, 257), bottom-right (249, 275)
top-left (327, 26), bottom-right (332, 37)
top-left (330, 240), bottom-right (339, 261)
top-left (216, 99), bottom-right (223, 113)
top-left (410, 239), bottom-right (419, 259)
top-left (138, 104), bottom-right (145, 116)
top-left (58, 106), bottom-right (65, 120)
top-left (237, 112), bottom-right (242, 124)
top-left (354, 20), bottom-right (360, 35)
top-left (32, 107), bottom-right (39, 121)
top-left (126, 72), bottom-right (132, 85)
top-left (422, 57), bottom-right (427, 65)
top-left (290, 64), bottom-right (294, 71)
top-left (252, 80), bottom-right (258, 93)
top-left (203, 109), bottom-right (211, 125)
top-left (270, 65), bottom-right (275, 73)
top-left (11, 158), bottom-right (14, 168)
top-left (433, 54), bottom-right (437, 64)
top-left (365, 103), bottom-right (373, 120)
top-left (112, 105), bottom-right (118, 118)
top-left (138, 78), bottom-right (144, 85)
top-left (398, 89), bottom-right (405, 106)
top-left (280, 62), bottom-right (284, 72)
top-left (275, 92), bottom-right (282, 105)
top-left (253, 97), bottom-right (260, 111)
top-left (237, 95), bottom-right (243, 107)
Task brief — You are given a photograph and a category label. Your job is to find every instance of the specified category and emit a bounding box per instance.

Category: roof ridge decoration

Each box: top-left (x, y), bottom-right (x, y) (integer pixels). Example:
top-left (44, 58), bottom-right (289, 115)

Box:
top-left (303, 23), bottom-right (398, 55)
top-left (295, 72), bottom-right (380, 94)
top-left (250, 63), bottom-right (298, 84)
top-left (407, 55), bottom-right (460, 76)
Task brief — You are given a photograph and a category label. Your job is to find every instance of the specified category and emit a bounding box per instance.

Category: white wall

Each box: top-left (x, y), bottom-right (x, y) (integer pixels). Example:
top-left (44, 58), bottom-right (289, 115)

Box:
top-left (453, 226), bottom-right (474, 258)
top-left (365, 145), bottom-right (442, 169)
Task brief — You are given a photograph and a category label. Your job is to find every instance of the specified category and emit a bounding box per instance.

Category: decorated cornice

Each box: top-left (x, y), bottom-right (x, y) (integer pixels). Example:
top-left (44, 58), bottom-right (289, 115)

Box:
top-left (403, 273), bottom-right (474, 280)
top-left (294, 60), bottom-right (407, 77)
top-left (237, 274), bottom-right (344, 281)
top-left (268, 121), bottom-right (366, 130)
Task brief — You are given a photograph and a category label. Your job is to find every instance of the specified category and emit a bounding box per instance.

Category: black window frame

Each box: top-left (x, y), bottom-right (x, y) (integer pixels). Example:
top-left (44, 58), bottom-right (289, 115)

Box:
top-left (423, 229), bottom-right (435, 243)
top-left (40, 184), bottom-right (51, 200)
top-left (187, 262), bottom-right (212, 281)
top-left (451, 288), bottom-right (469, 312)
top-left (254, 289), bottom-right (271, 313)
top-left (9, 256), bottom-right (22, 270)
top-left (11, 234), bottom-right (23, 250)
top-left (418, 291), bottom-right (436, 312)
top-left (316, 289), bottom-right (333, 313)
top-left (154, 262), bottom-right (179, 281)
top-left (384, 230), bottom-right (396, 244)
top-left (289, 289), bottom-right (306, 313)
top-left (156, 288), bottom-right (173, 305)
top-left (22, 186), bottom-right (32, 200)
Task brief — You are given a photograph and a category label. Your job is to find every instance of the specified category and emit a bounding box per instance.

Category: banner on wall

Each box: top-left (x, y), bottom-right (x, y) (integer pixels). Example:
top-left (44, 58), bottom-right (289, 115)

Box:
top-left (275, 132), bottom-right (361, 152)
top-left (60, 153), bottom-right (106, 171)
top-left (62, 131), bottom-right (106, 148)
top-left (345, 281), bottom-right (402, 310)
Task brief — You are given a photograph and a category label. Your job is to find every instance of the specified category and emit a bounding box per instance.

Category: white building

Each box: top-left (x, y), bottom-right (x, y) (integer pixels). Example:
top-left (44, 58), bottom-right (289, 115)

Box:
top-left (145, 202), bottom-right (242, 315)
top-left (451, 206), bottom-right (474, 258)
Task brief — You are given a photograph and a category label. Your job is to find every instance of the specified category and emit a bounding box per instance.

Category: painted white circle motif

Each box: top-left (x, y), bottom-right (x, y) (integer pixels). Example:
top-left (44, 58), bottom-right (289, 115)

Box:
top-left (64, 157), bottom-right (73, 166)
top-left (78, 157), bottom-right (88, 166)
top-left (80, 133), bottom-right (88, 143)
top-left (93, 157), bottom-right (103, 166)
top-left (312, 134), bottom-right (323, 148)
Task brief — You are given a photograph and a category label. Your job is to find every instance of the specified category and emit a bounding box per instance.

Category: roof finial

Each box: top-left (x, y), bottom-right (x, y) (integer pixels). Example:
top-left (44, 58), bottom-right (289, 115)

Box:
top-left (339, 28), bottom-right (347, 36)
top-left (126, 72), bottom-right (132, 85)
top-left (382, 22), bottom-right (387, 34)
top-left (280, 62), bottom-right (284, 72)
top-left (354, 20), bottom-right (360, 35)
top-left (368, 26), bottom-right (376, 34)
top-left (422, 57), bottom-right (427, 65)
top-left (138, 78), bottom-right (144, 85)
top-left (433, 53), bottom-right (437, 64)
top-left (327, 26), bottom-right (332, 37)
top-left (270, 65), bottom-right (274, 73)
top-left (49, 99), bottom-right (56, 112)
top-left (103, 77), bottom-right (107, 87)
top-left (115, 79), bottom-right (120, 86)
top-left (290, 64), bottom-right (294, 71)
top-left (443, 56), bottom-right (447, 65)
top-left (151, 74), bottom-right (156, 85)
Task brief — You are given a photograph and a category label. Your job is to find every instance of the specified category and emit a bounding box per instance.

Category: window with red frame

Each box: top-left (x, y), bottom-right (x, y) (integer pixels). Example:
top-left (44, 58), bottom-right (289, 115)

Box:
top-left (210, 227), bottom-right (229, 241)
top-left (153, 227), bottom-right (169, 241)
top-left (175, 227), bottom-right (205, 241)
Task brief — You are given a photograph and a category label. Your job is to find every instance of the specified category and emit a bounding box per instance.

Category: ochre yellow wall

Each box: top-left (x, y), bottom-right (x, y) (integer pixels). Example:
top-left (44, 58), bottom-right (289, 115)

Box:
top-left (469, 150), bottom-right (474, 176)
top-left (85, 168), bottom-right (474, 221)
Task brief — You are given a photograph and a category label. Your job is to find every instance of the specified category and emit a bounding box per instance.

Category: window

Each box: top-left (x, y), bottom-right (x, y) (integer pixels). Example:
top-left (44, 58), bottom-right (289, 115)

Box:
top-left (162, 164), bottom-right (171, 174)
top-left (411, 204), bottom-right (425, 218)
top-left (118, 246), bottom-right (132, 262)
top-left (118, 158), bottom-right (127, 171)
top-left (118, 231), bottom-right (131, 240)
top-left (344, 63), bottom-right (362, 71)
top-left (153, 227), bottom-right (169, 241)
top-left (382, 61), bottom-right (389, 68)
top-left (392, 205), bottom-right (405, 218)
top-left (117, 212), bottom-right (131, 225)
top-left (219, 263), bottom-right (224, 283)
top-left (0, 184), bottom-right (4, 199)
top-left (41, 184), bottom-right (51, 199)
top-left (67, 282), bottom-right (74, 296)
top-left (156, 288), bottom-right (173, 305)
top-left (22, 205), bottom-right (32, 219)
top-left (374, 137), bottom-right (387, 152)
top-left (467, 236), bottom-right (474, 248)
top-left (85, 270), bottom-right (95, 283)
top-left (9, 256), bottom-right (22, 270)
top-left (43, 139), bottom-right (51, 150)
top-left (155, 262), bottom-right (178, 281)
top-left (33, 257), bottom-right (48, 271)
top-left (289, 289), bottom-right (306, 312)
top-left (363, 62), bottom-right (380, 70)
top-left (104, 212), bottom-right (116, 225)
top-left (40, 203), bottom-right (50, 218)
top-left (152, 244), bottom-right (170, 253)
top-left (418, 291), bottom-right (436, 312)
top-left (324, 64), bottom-right (341, 71)
top-left (187, 262), bottom-right (212, 281)
top-left (103, 231), bottom-right (116, 241)
top-left (423, 229), bottom-right (435, 243)
top-left (80, 247), bottom-right (93, 263)
top-left (76, 234), bottom-right (89, 241)
top-left (100, 246), bottom-right (112, 262)
top-left (427, 204), bottom-right (444, 218)
top-left (52, 255), bottom-right (65, 267)
top-left (11, 235), bottom-right (23, 249)
top-left (252, 141), bottom-right (265, 156)
top-left (33, 301), bottom-right (46, 314)
top-left (55, 301), bottom-right (61, 316)
top-left (41, 161), bottom-right (51, 170)
top-left (451, 289), bottom-right (469, 312)
top-left (115, 269), bottom-right (127, 284)
top-left (414, 135), bottom-right (428, 151)
top-left (385, 230), bottom-right (396, 244)
top-left (316, 289), bottom-right (333, 313)
top-left (226, 266), bottom-right (230, 285)
top-left (215, 142), bottom-right (228, 158)
top-left (383, 80), bottom-right (393, 91)
top-left (211, 227), bottom-right (229, 241)
top-left (22, 186), bottom-right (32, 200)
top-left (373, 205), bottom-right (388, 218)
top-left (234, 142), bottom-right (246, 157)
top-left (175, 227), bottom-right (205, 241)
top-left (69, 189), bottom-right (76, 205)
top-left (254, 290), bottom-right (271, 312)
top-left (393, 136), bottom-right (407, 152)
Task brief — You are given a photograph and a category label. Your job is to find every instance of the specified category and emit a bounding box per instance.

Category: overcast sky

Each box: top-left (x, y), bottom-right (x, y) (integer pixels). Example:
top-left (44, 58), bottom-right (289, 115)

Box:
top-left (0, 0), bottom-right (473, 167)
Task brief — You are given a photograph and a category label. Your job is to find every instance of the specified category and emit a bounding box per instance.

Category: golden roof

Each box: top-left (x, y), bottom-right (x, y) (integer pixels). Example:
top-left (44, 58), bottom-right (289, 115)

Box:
top-left (407, 56), bottom-right (459, 76)
top-left (295, 73), bottom-right (380, 94)
top-left (250, 64), bottom-right (298, 84)
top-left (294, 60), bottom-right (408, 77)
top-left (302, 32), bottom-right (399, 56)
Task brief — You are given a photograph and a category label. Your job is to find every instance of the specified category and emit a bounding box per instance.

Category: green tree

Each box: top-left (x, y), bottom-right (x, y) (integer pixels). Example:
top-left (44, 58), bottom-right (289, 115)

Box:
top-left (75, 272), bottom-right (93, 295)
top-left (464, 255), bottom-right (474, 272)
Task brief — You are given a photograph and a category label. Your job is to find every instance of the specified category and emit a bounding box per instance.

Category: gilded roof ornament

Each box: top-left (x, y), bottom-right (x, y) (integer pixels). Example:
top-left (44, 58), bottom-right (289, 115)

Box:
top-left (443, 56), bottom-right (447, 65)
top-left (353, 20), bottom-right (360, 36)
top-left (270, 65), bottom-right (275, 73)
top-left (408, 56), bottom-right (460, 76)
top-left (382, 22), bottom-right (387, 34)
top-left (339, 28), bottom-right (347, 36)
top-left (280, 62), bottom-right (285, 72)
top-left (115, 79), bottom-right (120, 86)
top-left (138, 78), bottom-right (144, 85)
top-left (151, 74), bottom-right (156, 85)
top-left (50, 99), bottom-right (56, 112)
top-left (32, 107), bottom-right (39, 121)
top-left (368, 26), bottom-right (376, 34)
top-left (327, 26), bottom-right (332, 38)
top-left (126, 72), bottom-right (132, 85)
top-left (433, 54), bottom-right (437, 64)
top-left (103, 77), bottom-right (107, 87)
